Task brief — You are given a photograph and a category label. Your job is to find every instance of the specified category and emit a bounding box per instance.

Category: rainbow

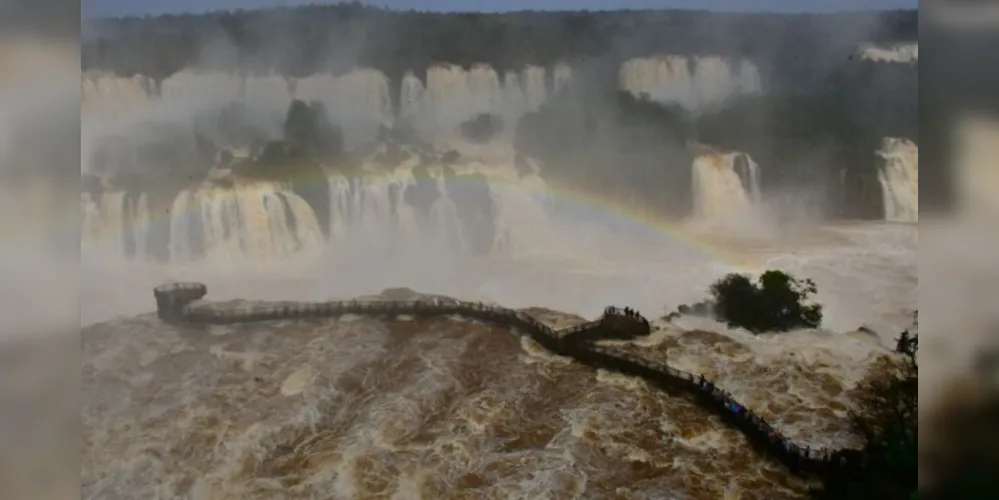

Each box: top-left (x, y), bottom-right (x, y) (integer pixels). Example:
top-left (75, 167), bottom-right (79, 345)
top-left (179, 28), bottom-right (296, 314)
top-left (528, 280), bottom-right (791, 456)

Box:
top-left (540, 180), bottom-right (750, 266)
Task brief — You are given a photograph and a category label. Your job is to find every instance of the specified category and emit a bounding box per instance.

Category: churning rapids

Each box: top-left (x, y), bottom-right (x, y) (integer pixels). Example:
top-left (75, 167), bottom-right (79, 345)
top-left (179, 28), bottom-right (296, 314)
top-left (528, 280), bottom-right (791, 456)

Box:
top-left (80, 152), bottom-right (916, 499)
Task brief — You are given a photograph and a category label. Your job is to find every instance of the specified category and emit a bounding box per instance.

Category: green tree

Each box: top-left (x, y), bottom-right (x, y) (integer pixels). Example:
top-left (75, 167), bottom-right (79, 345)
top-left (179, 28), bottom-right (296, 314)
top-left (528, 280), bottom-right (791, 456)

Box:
top-left (283, 99), bottom-right (315, 158)
top-left (308, 101), bottom-right (344, 163)
top-left (257, 140), bottom-right (293, 168)
top-left (281, 99), bottom-right (344, 163)
top-left (709, 270), bottom-right (822, 333)
top-left (851, 321), bottom-right (918, 472)
top-left (459, 113), bottom-right (504, 144)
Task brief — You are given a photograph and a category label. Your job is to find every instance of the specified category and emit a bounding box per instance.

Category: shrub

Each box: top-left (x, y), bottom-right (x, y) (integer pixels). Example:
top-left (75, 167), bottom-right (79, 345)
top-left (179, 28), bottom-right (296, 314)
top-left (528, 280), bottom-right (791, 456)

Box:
top-left (709, 270), bottom-right (822, 333)
top-left (282, 99), bottom-right (344, 163)
top-left (813, 315), bottom-right (918, 498)
top-left (850, 321), bottom-right (917, 467)
top-left (257, 140), bottom-right (294, 168)
top-left (218, 149), bottom-right (234, 167)
top-left (441, 150), bottom-right (461, 164)
top-left (460, 113), bottom-right (504, 143)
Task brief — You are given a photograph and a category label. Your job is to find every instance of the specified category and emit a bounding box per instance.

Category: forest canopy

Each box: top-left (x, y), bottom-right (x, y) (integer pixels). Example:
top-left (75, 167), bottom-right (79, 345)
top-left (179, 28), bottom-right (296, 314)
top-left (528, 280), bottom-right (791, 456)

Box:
top-left (83, 2), bottom-right (916, 90)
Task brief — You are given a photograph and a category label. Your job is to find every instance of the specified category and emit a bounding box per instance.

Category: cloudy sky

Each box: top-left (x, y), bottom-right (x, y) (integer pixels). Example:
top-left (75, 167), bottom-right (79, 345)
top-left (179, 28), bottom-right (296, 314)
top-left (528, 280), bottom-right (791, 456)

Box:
top-left (84, 0), bottom-right (918, 19)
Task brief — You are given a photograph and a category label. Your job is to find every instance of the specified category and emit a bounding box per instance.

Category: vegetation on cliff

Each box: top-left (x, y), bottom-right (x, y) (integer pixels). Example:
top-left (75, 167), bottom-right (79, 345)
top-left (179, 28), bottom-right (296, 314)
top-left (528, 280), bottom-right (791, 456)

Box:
top-left (516, 90), bottom-right (695, 216)
top-left (704, 272), bottom-right (918, 496)
top-left (459, 113), bottom-right (504, 144)
top-left (233, 99), bottom-right (346, 234)
top-left (812, 316), bottom-right (918, 499)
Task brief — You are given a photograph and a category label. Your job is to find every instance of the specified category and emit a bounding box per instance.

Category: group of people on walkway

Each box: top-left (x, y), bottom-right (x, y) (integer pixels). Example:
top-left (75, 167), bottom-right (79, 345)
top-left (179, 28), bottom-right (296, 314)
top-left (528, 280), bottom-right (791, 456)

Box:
top-left (693, 374), bottom-right (837, 465)
top-left (604, 306), bottom-right (651, 327)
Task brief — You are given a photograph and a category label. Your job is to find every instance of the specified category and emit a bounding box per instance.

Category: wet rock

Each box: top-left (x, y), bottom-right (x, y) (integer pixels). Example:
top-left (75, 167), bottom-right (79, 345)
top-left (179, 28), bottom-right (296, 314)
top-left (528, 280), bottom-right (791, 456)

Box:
top-left (856, 325), bottom-right (879, 337)
top-left (690, 301), bottom-right (714, 317)
top-left (672, 301), bottom-right (716, 318)
top-left (217, 149), bottom-right (234, 167)
top-left (82, 173), bottom-right (104, 200)
top-left (153, 282), bottom-right (208, 322)
top-left (441, 149), bottom-right (461, 164)
top-left (975, 349), bottom-right (999, 386)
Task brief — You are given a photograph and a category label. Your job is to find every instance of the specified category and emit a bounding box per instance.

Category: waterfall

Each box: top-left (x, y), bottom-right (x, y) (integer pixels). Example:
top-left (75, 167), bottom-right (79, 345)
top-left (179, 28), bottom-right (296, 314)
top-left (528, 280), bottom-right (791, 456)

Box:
top-left (82, 63), bottom-right (569, 145)
top-left (297, 69), bottom-right (393, 144)
top-left (954, 117), bottom-right (999, 218)
top-left (553, 62), bottom-right (573, 94)
top-left (167, 182), bottom-right (325, 262)
top-left (83, 182), bottom-right (324, 263)
top-left (619, 56), bottom-right (761, 110)
top-left (81, 193), bottom-right (103, 246)
top-left (326, 168), bottom-right (428, 258)
top-left (521, 65), bottom-right (548, 111)
top-left (421, 63), bottom-right (519, 139)
top-left (858, 43), bottom-right (919, 63)
top-left (81, 72), bottom-right (156, 125)
top-left (399, 72), bottom-right (427, 125)
top-left (425, 64), bottom-right (495, 137)
top-left (161, 70), bottom-right (243, 104)
top-left (79, 147), bottom-right (568, 263)
top-left (80, 58), bottom-right (773, 263)
top-left (691, 150), bottom-right (762, 224)
top-left (82, 58), bottom-right (759, 128)
top-left (876, 137), bottom-right (918, 222)
top-left (323, 152), bottom-right (557, 261)
top-left (80, 191), bottom-right (151, 260)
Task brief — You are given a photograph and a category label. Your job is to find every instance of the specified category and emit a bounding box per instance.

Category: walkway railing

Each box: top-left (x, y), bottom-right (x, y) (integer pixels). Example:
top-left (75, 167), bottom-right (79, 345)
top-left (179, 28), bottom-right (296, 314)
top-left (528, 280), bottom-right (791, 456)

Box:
top-left (151, 282), bottom-right (867, 480)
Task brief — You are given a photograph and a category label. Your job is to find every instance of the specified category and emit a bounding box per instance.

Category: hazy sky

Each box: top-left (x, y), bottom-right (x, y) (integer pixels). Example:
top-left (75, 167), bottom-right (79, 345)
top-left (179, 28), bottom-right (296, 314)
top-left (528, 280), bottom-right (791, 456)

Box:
top-left (84, 0), bottom-right (918, 19)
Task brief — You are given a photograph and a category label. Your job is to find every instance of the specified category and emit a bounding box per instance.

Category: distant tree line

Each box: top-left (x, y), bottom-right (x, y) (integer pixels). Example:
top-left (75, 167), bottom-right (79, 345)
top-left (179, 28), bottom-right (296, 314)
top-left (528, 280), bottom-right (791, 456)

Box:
top-left (83, 2), bottom-right (915, 94)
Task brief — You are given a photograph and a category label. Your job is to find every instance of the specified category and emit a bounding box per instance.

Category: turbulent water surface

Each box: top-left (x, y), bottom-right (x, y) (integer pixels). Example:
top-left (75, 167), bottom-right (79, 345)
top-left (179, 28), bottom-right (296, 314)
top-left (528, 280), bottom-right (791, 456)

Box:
top-left (83, 298), bottom-right (873, 499)
top-left (81, 216), bottom-right (914, 499)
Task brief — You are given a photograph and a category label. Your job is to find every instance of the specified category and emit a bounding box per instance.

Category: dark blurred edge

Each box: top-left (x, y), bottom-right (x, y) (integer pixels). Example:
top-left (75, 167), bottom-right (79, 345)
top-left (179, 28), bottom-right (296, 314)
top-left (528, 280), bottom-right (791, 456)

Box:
top-left (920, 1), bottom-right (999, 498)
top-left (0, 0), bottom-right (80, 40)
top-left (920, 2), bottom-right (999, 216)
top-left (919, 377), bottom-right (999, 499)
top-left (0, 1), bottom-right (81, 499)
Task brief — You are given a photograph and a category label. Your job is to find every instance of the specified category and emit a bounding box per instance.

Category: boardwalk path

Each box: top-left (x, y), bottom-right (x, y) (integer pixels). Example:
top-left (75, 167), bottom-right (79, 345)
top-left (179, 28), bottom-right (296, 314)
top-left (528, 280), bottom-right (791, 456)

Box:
top-left (153, 282), bottom-right (866, 481)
